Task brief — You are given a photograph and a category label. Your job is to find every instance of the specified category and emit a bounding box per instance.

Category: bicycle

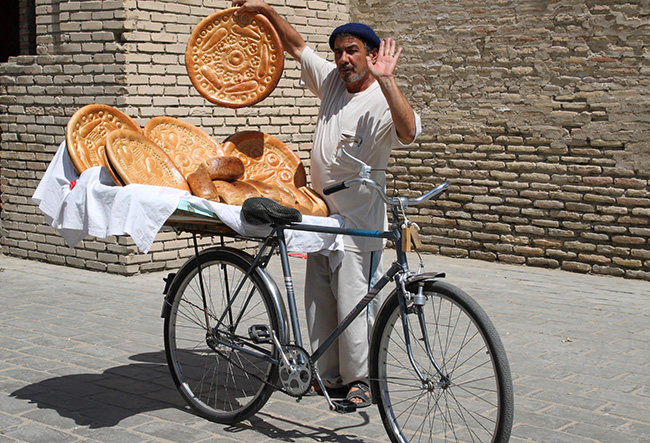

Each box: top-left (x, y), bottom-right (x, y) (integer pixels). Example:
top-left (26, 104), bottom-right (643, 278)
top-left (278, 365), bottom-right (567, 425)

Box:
top-left (160, 148), bottom-right (514, 442)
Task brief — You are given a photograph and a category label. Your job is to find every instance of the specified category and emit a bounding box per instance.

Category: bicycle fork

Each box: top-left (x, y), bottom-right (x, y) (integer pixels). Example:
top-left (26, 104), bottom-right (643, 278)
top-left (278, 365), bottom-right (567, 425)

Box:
top-left (396, 275), bottom-right (450, 389)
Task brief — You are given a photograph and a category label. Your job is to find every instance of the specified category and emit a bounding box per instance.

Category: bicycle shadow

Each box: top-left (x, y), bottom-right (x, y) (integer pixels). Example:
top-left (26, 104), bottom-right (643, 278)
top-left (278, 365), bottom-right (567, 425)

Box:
top-left (10, 351), bottom-right (375, 441)
top-left (10, 351), bottom-right (187, 428)
top-left (224, 410), bottom-right (373, 443)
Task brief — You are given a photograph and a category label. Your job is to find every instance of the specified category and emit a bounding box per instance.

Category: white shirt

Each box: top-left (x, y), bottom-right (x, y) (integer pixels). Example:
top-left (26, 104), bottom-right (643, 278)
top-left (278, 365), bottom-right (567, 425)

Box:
top-left (300, 46), bottom-right (422, 251)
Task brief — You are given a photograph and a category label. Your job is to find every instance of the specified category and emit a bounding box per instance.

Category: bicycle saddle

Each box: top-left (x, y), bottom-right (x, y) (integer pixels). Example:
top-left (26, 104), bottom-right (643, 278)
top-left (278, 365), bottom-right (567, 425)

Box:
top-left (241, 197), bottom-right (302, 225)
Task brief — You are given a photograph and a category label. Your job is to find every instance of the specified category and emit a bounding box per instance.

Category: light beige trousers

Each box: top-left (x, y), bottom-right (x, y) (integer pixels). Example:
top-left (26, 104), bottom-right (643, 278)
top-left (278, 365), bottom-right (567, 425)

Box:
top-left (304, 249), bottom-right (383, 388)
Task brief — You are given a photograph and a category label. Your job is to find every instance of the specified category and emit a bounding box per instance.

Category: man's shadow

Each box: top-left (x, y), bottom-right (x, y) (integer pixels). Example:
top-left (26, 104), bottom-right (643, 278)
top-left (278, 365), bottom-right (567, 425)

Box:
top-left (10, 351), bottom-right (372, 442)
top-left (10, 351), bottom-right (187, 428)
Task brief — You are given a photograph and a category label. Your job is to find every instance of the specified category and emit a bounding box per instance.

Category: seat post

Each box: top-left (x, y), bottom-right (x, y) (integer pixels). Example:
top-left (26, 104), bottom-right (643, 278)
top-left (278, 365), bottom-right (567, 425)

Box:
top-left (276, 226), bottom-right (303, 348)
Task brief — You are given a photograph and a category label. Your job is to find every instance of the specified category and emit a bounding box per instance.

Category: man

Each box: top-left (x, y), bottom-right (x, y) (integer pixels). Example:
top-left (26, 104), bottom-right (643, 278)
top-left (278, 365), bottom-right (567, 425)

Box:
top-left (232, 0), bottom-right (421, 408)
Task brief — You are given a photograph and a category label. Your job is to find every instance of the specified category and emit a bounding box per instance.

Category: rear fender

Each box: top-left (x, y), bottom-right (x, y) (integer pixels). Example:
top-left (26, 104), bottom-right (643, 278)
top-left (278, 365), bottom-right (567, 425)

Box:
top-left (161, 246), bottom-right (289, 344)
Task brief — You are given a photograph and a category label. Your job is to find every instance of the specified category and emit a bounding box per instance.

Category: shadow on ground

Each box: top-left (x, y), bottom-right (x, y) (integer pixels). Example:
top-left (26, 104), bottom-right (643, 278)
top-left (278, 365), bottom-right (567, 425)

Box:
top-left (224, 411), bottom-right (373, 443)
top-left (10, 351), bottom-right (187, 428)
top-left (10, 351), bottom-right (375, 441)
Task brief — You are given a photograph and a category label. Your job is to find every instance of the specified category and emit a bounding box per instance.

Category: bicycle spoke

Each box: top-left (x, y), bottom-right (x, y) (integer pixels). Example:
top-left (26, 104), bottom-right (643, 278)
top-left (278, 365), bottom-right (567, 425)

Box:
top-left (371, 282), bottom-right (513, 442)
top-left (164, 249), bottom-right (281, 423)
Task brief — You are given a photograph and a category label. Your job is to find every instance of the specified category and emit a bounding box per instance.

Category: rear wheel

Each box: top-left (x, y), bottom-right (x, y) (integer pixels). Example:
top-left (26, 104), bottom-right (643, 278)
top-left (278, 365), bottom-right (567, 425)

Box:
top-left (370, 280), bottom-right (513, 442)
top-left (163, 247), bottom-right (281, 423)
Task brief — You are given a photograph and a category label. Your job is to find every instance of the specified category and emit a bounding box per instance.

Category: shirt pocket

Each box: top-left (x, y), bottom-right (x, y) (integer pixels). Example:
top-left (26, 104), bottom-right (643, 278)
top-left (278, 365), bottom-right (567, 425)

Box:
top-left (336, 130), bottom-right (363, 161)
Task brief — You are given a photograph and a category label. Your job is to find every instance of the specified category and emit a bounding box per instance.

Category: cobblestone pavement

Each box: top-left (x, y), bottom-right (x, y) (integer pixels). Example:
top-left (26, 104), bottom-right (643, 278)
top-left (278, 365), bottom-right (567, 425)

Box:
top-left (1, 251), bottom-right (649, 442)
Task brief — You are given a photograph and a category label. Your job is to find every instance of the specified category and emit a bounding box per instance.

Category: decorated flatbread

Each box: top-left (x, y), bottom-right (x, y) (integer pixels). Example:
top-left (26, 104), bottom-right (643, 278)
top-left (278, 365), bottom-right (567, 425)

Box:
top-left (222, 131), bottom-right (306, 188)
top-left (66, 104), bottom-right (141, 174)
top-left (144, 116), bottom-right (226, 177)
top-left (105, 129), bottom-right (190, 191)
top-left (186, 7), bottom-right (284, 108)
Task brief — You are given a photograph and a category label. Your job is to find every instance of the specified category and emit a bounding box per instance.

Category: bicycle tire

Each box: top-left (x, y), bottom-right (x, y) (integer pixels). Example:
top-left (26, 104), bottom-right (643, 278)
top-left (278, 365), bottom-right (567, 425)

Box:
top-left (370, 280), bottom-right (513, 443)
top-left (163, 247), bottom-right (282, 424)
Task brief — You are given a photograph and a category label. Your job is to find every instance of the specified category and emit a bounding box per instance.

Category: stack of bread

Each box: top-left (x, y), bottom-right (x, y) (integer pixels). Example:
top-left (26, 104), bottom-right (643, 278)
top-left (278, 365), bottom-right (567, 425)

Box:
top-left (65, 104), bottom-right (328, 217)
top-left (63, 9), bottom-right (328, 218)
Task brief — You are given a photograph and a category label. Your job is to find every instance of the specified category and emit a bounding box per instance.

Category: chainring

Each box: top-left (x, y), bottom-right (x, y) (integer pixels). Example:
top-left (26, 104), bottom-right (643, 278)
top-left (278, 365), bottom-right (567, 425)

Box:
top-left (277, 344), bottom-right (313, 397)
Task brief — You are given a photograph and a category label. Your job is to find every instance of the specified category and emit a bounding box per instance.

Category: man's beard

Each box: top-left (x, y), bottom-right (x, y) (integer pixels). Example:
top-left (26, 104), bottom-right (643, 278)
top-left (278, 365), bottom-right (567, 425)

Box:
top-left (339, 64), bottom-right (368, 84)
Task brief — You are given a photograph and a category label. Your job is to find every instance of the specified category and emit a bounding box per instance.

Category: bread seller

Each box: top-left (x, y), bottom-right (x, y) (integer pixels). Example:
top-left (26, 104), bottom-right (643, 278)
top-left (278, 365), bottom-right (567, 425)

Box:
top-left (232, 0), bottom-right (421, 408)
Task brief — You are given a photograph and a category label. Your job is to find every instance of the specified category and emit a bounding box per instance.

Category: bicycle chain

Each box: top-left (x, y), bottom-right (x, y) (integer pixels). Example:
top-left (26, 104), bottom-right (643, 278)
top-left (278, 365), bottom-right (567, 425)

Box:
top-left (171, 299), bottom-right (314, 398)
top-left (210, 340), bottom-right (314, 398)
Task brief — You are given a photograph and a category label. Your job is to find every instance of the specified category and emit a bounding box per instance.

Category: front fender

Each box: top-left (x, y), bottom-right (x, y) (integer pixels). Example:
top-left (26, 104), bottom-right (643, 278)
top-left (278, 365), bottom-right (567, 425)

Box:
top-left (402, 271), bottom-right (446, 289)
top-left (375, 271), bottom-right (446, 325)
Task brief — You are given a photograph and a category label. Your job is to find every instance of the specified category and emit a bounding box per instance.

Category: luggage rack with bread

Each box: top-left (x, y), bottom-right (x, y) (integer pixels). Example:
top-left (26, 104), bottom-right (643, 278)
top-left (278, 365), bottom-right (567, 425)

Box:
top-left (165, 200), bottom-right (240, 237)
top-left (65, 104), bottom-right (330, 222)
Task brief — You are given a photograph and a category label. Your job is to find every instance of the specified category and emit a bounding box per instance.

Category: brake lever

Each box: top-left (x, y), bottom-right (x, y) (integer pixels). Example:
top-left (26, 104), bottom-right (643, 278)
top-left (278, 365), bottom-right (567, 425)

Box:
top-left (340, 145), bottom-right (371, 179)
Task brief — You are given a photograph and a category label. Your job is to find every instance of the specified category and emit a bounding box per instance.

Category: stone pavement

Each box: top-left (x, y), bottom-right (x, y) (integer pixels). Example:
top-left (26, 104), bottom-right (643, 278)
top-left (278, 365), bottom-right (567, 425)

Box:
top-left (1, 251), bottom-right (649, 443)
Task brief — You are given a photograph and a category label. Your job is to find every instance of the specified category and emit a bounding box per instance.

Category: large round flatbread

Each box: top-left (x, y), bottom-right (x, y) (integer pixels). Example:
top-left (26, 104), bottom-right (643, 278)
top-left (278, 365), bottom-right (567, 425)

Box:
top-left (144, 116), bottom-right (226, 177)
top-left (105, 129), bottom-right (190, 191)
top-left (223, 131), bottom-right (306, 188)
top-left (300, 186), bottom-right (329, 217)
top-left (100, 147), bottom-right (125, 186)
top-left (186, 8), bottom-right (284, 108)
top-left (66, 104), bottom-right (142, 174)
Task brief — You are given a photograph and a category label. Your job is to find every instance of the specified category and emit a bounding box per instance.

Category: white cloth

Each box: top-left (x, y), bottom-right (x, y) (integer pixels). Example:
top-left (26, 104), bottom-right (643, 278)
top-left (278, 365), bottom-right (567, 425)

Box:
top-left (33, 142), bottom-right (345, 269)
top-left (300, 46), bottom-right (422, 252)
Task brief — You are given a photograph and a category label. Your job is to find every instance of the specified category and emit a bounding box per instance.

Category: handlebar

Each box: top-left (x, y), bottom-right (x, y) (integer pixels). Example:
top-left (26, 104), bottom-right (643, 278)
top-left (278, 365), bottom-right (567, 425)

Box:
top-left (323, 181), bottom-right (349, 195)
top-left (323, 143), bottom-right (449, 208)
top-left (323, 178), bottom-right (449, 208)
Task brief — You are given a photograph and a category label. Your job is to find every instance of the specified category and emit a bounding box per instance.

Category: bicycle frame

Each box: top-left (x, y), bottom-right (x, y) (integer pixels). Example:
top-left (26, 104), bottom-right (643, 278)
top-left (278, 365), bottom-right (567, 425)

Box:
top-left (280, 216), bottom-right (400, 354)
top-left (201, 203), bottom-right (448, 390)
top-left (161, 178), bottom-right (513, 439)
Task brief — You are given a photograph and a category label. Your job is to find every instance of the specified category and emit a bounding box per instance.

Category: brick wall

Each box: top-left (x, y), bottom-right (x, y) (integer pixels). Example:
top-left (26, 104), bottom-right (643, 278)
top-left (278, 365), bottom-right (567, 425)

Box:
top-left (1, 0), bottom-right (649, 281)
top-left (0, 0), bottom-right (346, 274)
top-left (352, 0), bottom-right (650, 281)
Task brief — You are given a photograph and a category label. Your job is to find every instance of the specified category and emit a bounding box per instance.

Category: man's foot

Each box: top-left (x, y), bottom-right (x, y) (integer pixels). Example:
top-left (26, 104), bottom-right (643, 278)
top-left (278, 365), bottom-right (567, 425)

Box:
top-left (344, 380), bottom-right (372, 408)
top-left (307, 382), bottom-right (347, 397)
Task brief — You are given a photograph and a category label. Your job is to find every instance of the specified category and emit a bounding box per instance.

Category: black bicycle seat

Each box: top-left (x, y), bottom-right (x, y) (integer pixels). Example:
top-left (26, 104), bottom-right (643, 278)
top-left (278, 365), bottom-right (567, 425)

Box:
top-left (241, 197), bottom-right (302, 226)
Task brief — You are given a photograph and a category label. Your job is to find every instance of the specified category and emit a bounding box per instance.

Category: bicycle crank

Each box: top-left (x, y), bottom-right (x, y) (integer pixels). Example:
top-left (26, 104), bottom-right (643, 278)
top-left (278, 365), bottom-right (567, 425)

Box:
top-left (276, 344), bottom-right (313, 397)
top-left (204, 325), bottom-right (313, 399)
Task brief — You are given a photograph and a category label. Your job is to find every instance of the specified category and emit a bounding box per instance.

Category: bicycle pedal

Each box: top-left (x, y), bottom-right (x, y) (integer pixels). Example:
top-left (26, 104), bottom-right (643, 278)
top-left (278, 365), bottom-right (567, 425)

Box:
top-left (332, 400), bottom-right (357, 414)
top-left (248, 324), bottom-right (272, 344)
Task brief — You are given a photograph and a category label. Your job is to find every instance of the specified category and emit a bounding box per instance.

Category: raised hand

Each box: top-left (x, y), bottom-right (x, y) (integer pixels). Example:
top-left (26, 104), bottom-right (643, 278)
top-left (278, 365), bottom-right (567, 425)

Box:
top-left (367, 38), bottom-right (402, 80)
top-left (231, 0), bottom-right (267, 15)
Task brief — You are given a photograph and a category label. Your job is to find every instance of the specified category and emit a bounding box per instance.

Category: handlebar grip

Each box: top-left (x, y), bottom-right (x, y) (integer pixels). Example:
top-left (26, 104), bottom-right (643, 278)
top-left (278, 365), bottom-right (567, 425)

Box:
top-left (323, 181), bottom-right (349, 195)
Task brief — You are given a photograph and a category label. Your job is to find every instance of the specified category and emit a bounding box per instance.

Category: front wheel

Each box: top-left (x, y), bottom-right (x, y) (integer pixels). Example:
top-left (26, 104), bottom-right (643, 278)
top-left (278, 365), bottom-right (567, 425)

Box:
top-left (163, 247), bottom-right (282, 424)
top-left (370, 280), bottom-right (513, 443)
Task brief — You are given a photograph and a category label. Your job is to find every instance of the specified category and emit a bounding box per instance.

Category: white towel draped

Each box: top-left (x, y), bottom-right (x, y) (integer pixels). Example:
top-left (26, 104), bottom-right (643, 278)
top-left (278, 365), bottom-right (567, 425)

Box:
top-left (33, 142), bottom-right (345, 270)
